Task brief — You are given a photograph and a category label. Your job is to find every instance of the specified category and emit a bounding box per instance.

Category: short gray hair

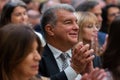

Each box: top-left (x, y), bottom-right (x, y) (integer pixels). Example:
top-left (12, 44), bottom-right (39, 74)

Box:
top-left (41, 4), bottom-right (75, 34)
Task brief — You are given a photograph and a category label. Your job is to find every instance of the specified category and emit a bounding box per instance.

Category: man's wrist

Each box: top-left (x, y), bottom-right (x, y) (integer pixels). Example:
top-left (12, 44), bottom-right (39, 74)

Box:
top-left (70, 63), bottom-right (82, 74)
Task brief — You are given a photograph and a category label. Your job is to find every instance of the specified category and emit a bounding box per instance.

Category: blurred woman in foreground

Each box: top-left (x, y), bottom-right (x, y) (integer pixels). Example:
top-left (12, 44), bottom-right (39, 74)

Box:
top-left (0, 24), bottom-right (49, 80)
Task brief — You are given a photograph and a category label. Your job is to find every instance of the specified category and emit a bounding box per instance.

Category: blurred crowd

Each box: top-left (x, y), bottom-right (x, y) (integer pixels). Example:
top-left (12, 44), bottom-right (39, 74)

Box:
top-left (0, 0), bottom-right (120, 80)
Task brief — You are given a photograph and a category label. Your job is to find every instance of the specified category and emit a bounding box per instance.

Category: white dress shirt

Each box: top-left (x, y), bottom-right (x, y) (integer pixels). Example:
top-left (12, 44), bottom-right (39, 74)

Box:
top-left (48, 44), bottom-right (81, 80)
top-left (34, 31), bottom-right (46, 47)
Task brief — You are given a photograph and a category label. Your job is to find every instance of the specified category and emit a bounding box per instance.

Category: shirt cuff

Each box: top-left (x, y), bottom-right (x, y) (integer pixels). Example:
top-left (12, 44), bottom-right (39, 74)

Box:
top-left (64, 66), bottom-right (78, 80)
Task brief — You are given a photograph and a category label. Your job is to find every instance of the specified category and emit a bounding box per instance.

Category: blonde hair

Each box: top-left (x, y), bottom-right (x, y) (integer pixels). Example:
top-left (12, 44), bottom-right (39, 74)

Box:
top-left (75, 11), bottom-right (98, 42)
top-left (74, 11), bottom-right (102, 56)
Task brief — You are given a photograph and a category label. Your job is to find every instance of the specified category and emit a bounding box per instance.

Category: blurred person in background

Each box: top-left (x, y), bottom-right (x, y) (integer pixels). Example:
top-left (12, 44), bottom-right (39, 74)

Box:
top-left (74, 12), bottom-right (102, 67)
top-left (0, 0), bottom-right (28, 27)
top-left (34, 0), bottom-right (60, 37)
top-left (0, 1), bottom-right (46, 47)
top-left (27, 9), bottom-right (41, 28)
top-left (100, 4), bottom-right (120, 33)
top-left (76, 1), bottom-right (103, 31)
top-left (101, 15), bottom-right (120, 80)
top-left (22, 0), bottom-right (40, 11)
top-left (40, 0), bottom-right (60, 14)
top-left (83, 11), bottom-right (120, 80)
top-left (75, 0), bottom-right (107, 54)
top-left (21, 0), bottom-right (34, 10)
top-left (103, 0), bottom-right (118, 5)
top-left (27, 9), bottom-right (45, 37)
top-left (74, 12), bottom-right (120, 79)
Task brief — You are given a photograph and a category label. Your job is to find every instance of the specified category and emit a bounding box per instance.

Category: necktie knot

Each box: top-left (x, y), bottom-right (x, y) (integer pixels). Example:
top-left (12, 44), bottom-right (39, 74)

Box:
top-left (60, 53), bottom-right (68, 61)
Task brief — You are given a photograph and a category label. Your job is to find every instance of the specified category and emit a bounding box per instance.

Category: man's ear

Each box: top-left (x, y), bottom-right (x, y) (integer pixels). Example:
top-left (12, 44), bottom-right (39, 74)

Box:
top-left (45, 24), bottom-right (54, 36)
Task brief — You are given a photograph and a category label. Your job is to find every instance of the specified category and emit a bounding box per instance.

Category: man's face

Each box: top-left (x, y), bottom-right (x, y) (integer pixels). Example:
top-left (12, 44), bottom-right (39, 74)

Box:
top-left (90, 5), bottom-right (103, 26)
top-left (107, 7), bottom-right (120, 25)
top-left (50, 10), bottom-right (79, 48)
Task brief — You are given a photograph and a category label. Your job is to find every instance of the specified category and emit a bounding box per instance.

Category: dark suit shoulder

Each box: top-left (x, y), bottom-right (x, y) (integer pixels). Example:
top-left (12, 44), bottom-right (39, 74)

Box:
top-left (39, 45), bottom-right (68, 80)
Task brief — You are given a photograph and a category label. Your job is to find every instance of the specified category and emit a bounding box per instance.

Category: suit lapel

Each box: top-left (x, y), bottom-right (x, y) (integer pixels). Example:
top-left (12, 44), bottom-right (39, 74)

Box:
top-left (43, 45), bottom-right (60, 75)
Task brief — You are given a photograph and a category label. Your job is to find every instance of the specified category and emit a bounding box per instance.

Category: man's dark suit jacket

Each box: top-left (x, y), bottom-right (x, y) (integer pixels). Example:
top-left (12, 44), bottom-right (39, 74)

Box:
top-left (39, 45), bottom-right (102, 80)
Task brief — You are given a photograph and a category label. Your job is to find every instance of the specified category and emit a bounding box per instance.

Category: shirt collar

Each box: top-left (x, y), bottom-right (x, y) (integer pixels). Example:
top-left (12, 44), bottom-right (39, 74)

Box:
top-left (48, 44), bottom-right (72, 59)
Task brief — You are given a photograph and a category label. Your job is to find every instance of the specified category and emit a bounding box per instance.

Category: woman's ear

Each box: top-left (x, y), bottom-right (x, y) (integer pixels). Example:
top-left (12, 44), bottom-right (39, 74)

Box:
top-left (45, 24), bottom-right (54, 36)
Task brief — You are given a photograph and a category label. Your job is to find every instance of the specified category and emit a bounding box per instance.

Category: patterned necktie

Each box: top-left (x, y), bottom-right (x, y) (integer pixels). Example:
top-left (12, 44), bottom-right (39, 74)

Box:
top-left (60, 53), bottom-right (69, 70)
